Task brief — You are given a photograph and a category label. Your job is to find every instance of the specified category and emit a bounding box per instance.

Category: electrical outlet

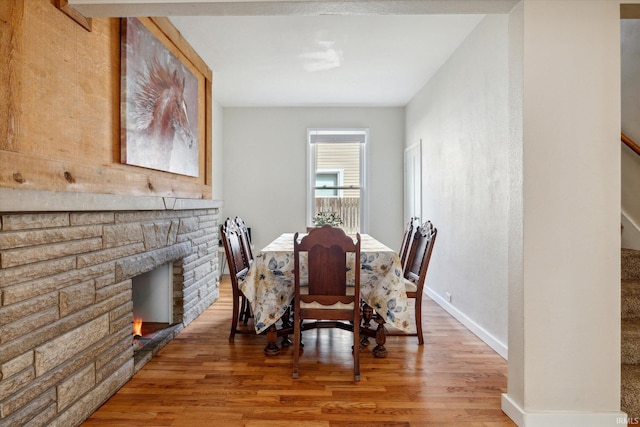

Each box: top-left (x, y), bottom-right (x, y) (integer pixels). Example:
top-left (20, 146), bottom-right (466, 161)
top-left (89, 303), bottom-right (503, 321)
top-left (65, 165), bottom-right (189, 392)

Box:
top-left (445, 292), bottom-right (452, 303)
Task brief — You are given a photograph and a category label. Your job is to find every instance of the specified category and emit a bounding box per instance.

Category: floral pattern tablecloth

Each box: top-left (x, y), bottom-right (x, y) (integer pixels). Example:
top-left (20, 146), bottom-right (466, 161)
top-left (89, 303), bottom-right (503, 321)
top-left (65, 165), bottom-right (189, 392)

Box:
top-left (240, 233), bottom-right (410, 334)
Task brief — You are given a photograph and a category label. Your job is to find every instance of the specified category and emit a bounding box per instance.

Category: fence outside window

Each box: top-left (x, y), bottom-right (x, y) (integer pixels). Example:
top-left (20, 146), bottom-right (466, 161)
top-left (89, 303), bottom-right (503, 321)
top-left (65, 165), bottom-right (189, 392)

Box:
top-left (314, 197), bottom-right (360, 234)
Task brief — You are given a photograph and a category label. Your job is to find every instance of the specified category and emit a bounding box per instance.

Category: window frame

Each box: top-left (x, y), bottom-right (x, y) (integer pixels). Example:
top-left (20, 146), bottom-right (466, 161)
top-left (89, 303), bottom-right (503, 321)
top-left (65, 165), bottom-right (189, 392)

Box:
top-left (306, 128), bottom-right (369, 232)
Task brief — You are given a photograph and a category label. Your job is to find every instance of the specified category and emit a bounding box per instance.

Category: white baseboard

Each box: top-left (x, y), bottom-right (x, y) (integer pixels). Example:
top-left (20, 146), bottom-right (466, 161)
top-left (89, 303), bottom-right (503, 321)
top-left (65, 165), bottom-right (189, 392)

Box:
top-left (502, 394), bottom-right (628, 427)
top-left (502, 394), bottom-right (525, 426)
top-left (423, 285), bottom-right (508, 359)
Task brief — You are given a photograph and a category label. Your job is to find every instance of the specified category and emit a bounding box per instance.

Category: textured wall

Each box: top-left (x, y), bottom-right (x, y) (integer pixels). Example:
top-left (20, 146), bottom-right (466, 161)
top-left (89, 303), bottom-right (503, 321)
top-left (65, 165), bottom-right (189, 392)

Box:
top-left (405, 14), bottom-right (509, 354)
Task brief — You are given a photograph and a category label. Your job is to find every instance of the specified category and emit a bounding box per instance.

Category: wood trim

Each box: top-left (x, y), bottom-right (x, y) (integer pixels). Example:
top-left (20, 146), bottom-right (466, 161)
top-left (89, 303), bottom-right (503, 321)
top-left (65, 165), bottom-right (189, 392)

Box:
top-left (0, 150), bottom-right (211, 199)
top-left (205, 77), bottom-right (213, 188)
top-left (621, 4), bottom-right (640, 19)
top-left (56, 0), bottom-right (92, 32)
top-left (622, 132), bottom-right (640, 157)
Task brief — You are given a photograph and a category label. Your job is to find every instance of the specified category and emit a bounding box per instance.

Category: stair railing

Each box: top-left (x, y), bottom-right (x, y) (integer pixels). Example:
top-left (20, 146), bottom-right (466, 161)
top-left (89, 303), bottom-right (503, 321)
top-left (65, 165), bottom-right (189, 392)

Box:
top-left (622, 132), bottom-right (640, 156)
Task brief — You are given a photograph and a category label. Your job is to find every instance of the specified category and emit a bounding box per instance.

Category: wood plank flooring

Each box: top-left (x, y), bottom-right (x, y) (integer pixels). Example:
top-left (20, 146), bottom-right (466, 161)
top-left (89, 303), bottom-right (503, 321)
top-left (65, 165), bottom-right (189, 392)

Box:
top-left (82, 276), bottom-right (515, 426)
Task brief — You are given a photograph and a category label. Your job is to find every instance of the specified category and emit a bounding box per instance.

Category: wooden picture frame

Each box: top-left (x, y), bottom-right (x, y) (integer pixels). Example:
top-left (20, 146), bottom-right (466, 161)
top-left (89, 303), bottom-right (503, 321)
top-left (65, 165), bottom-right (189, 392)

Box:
top-left (121, 17), bottom-right (200, 177)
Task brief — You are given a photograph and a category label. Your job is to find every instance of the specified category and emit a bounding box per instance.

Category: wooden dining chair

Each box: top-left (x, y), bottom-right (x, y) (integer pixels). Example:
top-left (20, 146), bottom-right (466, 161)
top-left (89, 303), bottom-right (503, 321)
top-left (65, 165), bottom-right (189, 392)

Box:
top-left (293, 225), bottom-right (362, 381)
top-left (388, 220), bottom-right (437, 345)
top-left (234, 216), bottom-right (254, 266)
top-left (399, 217), bottom-right (420, 270)
top-left (220, 218), bottom-right (255, 342)
top-left (234, 216), bottom-right (254, 325)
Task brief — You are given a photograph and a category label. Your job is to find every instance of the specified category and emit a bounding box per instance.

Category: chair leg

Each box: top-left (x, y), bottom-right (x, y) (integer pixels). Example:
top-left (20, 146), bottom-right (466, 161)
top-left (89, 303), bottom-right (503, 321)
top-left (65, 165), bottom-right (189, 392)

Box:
top-left (353, 316), bottom-right (361, 382)
top-left (415, 295), bottom-right (424, 346)
top-left (229, 292), bottom-right (240, 343)
top-left (240, 296), bottom-right (247, 325)
top-left (240, 296), bottom-right (251, 325)
top-left (293, 318), bottom-right (301, 379)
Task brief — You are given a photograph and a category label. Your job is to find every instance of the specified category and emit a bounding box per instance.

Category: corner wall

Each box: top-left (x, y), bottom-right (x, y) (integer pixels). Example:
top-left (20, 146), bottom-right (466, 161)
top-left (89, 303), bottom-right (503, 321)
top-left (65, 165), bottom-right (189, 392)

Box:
top-left (504, 1), bottom-right (623, 424)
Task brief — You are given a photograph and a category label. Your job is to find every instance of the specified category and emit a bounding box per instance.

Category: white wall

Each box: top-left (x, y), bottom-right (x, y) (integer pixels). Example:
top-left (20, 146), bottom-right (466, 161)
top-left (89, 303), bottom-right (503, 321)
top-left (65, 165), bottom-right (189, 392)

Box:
top-left (504, 1), bottom-right (622, 425)
top-left (222, 107), bottom-right (405, 252)
top-left (405, 15), bottom-right (509, 355)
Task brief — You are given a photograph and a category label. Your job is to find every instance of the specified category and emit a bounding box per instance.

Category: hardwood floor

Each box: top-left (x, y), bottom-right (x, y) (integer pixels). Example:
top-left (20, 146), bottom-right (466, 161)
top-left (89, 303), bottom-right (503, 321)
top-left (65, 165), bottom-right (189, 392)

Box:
top-left (82, 275), bottom-right (515, 426)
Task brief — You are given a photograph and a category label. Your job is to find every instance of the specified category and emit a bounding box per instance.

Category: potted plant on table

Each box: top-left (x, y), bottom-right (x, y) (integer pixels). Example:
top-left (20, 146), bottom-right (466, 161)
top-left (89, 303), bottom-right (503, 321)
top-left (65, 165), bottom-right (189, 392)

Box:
top-left (308, 211), bottom-right (343, 232)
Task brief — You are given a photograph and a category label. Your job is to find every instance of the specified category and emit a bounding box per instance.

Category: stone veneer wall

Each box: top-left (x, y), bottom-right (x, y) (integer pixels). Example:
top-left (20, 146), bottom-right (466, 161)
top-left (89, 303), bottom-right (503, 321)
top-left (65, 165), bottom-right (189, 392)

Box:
top-left (0, 198), bottom-right (220, 426)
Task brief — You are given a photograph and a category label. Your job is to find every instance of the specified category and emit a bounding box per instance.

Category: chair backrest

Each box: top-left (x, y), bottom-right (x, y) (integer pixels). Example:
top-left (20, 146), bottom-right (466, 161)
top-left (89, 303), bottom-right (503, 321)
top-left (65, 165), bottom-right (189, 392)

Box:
top-left (220, 218), bottom-right (250, 282)
top-left (234, 216), bottom-right (254, 266)
top-left (404, 221), bottom-right (437, 290)
top-left (294, 225), bottom-right (361, 304)
top-left (399, 217), bottom-right (420, 270)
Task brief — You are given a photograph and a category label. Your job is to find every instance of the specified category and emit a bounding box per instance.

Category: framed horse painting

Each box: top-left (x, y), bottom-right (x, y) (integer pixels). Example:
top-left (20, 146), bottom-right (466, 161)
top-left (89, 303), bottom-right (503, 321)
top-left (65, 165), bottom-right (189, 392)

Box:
top-left (121, 17), bottom-right (199, 177)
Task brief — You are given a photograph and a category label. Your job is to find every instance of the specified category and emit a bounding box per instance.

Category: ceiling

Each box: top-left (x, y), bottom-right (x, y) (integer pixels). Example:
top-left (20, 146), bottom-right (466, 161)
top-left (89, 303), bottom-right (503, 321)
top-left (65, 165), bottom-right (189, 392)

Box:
top-left (169, 14), bottom-right (485, 107)
top-left (67, 1), bottom-right (517, 108)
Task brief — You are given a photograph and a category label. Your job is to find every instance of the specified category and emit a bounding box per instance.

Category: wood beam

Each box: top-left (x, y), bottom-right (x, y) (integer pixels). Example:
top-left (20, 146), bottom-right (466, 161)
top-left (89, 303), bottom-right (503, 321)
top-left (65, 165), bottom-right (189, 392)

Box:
top-left (66, 0), bottom-right (519, 17)
top-left (56, 0), bottom-right (93, 31)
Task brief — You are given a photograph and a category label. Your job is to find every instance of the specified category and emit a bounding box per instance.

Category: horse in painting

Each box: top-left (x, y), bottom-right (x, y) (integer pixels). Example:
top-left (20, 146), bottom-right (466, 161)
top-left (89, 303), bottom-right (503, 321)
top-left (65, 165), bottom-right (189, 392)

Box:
top-left (130, 57), bottom-right (195, 172)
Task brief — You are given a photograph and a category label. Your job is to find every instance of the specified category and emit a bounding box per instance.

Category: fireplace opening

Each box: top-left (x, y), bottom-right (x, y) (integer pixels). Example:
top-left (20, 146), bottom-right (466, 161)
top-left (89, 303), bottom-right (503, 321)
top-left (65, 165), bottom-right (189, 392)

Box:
top-left (132, 262), bottom-right (172, 341)
top-left (131, 262), bottom-right (183, 372)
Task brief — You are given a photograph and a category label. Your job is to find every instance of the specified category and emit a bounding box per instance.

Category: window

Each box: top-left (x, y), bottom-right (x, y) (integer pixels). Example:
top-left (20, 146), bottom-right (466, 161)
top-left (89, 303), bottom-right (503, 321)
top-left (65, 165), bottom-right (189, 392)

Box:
top-left (307, 129), bottom-right (368, 234)
top-left (315, 170), bottom-right (343, 197)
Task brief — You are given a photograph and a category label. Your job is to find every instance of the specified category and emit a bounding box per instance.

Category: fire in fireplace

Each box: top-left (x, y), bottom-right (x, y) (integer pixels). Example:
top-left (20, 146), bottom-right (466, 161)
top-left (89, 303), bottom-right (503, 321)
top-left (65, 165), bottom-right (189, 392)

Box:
top-left (133, 317), bottom-right (143, 337)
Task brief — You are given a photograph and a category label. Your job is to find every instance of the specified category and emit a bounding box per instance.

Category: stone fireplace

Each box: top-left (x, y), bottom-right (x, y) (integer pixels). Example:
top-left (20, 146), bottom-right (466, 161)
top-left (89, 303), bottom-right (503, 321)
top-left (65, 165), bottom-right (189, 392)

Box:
top-left (0, 189), bottom-right (221, 426)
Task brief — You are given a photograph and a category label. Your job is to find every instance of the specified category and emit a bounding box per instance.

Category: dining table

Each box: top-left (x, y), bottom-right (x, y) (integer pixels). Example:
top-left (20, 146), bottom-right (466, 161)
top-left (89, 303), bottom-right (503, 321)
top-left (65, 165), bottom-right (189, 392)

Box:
top-left (239, 232), bottom-right (411, 357)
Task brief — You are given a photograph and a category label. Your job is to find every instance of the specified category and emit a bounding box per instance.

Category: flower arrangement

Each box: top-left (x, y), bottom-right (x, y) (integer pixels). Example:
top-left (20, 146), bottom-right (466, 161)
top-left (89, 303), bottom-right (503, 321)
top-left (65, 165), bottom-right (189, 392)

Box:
top-left (312, 211), bottom-right (343, 227)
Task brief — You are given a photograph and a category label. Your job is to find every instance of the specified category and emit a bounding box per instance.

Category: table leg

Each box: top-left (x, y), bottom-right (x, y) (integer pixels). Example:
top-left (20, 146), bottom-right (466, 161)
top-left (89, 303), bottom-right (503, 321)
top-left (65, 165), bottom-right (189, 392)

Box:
top-left (264, 325), bottom-right (280, 356)
top-left (360, 303), bottom-right (373, 347)
top-left (372, 314), bottom-right (388, 358)
top-left (280, 306), bottom-right (292, 348)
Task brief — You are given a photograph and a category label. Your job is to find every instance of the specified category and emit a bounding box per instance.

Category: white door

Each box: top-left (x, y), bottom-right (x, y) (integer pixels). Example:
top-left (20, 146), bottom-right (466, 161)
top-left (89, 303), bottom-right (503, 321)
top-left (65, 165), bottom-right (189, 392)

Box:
top-left (404, 141), bottom-right (422, 222)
